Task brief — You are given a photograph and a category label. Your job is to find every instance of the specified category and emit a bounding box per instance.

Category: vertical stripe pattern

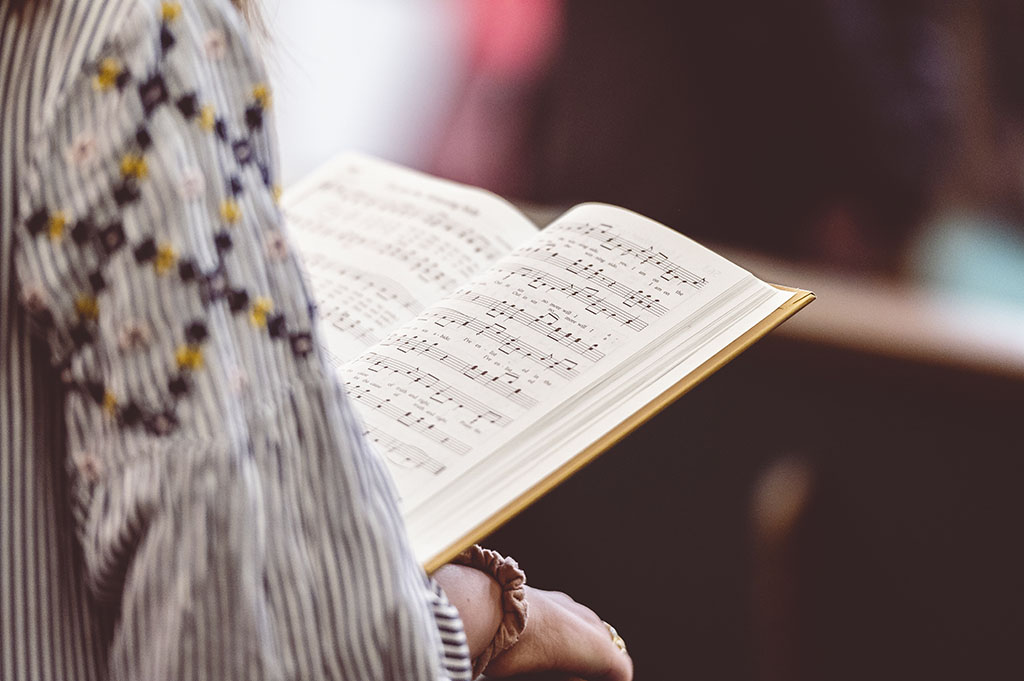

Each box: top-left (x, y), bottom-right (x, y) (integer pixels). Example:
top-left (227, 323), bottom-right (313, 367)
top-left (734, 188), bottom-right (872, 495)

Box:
top-left (0, 1), bottom-right (471, 680)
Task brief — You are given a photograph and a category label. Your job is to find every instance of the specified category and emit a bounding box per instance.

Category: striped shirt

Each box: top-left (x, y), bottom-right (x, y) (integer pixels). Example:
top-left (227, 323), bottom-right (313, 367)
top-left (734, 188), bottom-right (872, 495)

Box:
top-left (0, 1), bottom-right (472, 679)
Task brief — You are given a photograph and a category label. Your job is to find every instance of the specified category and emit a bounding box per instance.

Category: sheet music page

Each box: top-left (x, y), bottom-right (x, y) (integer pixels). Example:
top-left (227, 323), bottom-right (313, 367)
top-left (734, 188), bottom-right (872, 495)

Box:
top-left (283, 153), bottom-right (539, 364)
top-left (339, 203), bottom-right (787, 517)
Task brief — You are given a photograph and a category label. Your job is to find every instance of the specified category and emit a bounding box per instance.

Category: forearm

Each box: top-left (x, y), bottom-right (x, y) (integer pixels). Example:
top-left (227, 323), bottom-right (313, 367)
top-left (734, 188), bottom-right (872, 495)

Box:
top-left (433, 563), bottom-right (504, 659)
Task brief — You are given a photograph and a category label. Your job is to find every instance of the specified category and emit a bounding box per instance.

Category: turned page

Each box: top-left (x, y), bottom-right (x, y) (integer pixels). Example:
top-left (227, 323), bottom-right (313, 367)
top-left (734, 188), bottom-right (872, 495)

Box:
top-left (339, 203), bottom-right (791, 533)
top-left (283, 153), bottom-right (538, 365)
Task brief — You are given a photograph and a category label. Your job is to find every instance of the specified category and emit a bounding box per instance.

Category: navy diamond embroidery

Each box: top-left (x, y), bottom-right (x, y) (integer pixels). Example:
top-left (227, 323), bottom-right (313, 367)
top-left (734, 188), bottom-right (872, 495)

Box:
top-left (178, 259), bottom-right (199, 282)
top-left (232, 139), bottom-right (253, 165)
top-left (160, 24), bottom-right (176, 52)
top-left (134, 237), bottom-right (158, 263)
top-left (176, 92), bottom-right (199, 119)
top-left (214, 231), bottom-right (233, 253)
top-left (168, 374), bottom-right (190, 396)
top-left (100, 222), bottom-right (126, 254)
top-left (136, 126), bottom-right (153, 149)
top-left (25, 209), bottom-right (48, 236)
top-left (138, 74), bottom-right (170, 116)
top-left (71, 218), bottom-right (95, 245)
top-left (227, 289), bottom-right (249, 313)
top-left (88, 271), bottom-right (107, 292)
top-left (114, 180), bottom-right (141, 206)
top-left (267, 313), bottom-right (287, 339)
top-left (245, 104), bottom-right (263, 131)
top-left (185, 320), bottom-right (209, 344)
top-left (290, 332), bottom-right (314, 357)
top-left (121, 402), bottom-right (143, 426)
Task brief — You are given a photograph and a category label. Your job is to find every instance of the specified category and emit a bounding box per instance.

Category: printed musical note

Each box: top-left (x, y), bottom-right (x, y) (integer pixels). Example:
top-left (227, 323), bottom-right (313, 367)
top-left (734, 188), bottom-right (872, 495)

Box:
top-left (450, 291), bottom-right (605, 361)
top-left (364, 425), bottom-right (446, 475)
top-left (517, 248), bottom-right (670, 316)
top-left (294, 180), bottom-right (508, 261)
top-left (513, 221), bottom-right (708, 295)
top-left (424, 308), bottom-right (581, 379)
top-left (285, 154), bottom-right (538, 361)
top-left (346, 382), bottom-right (471, 455)
top-left (357, 352), bottom-right (513, 427)
top-left (326, 309), bottom-right (380, 346)
top-left (557, 222), bottom-right (709, 289)
top-left (376, 334), bottom-right (538, 409)
top-left (303, 262), bottom-right (422, 316)
top-left (491, 265), bottom-right (648, 330)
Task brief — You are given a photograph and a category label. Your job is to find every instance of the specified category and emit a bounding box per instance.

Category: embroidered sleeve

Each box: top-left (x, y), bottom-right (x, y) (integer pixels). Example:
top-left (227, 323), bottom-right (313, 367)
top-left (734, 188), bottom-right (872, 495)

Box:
top-left (12, 2), bottom-right (468, 679)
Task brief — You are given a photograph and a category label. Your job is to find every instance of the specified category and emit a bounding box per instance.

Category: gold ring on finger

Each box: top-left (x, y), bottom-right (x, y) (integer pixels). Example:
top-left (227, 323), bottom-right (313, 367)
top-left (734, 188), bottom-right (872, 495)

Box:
top-left (602, 621), bottom-right (628, 654)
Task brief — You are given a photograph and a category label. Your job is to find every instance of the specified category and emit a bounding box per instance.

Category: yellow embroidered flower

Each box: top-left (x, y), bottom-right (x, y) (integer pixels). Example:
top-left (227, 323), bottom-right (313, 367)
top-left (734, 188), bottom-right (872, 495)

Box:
top-left (154, 243), bottom-right (177, 275)
top-left (199, 105), bottom-right (216, 132)
top-left (220, 199), bottom-right (241, 224)
top-left (102, 391), bottom-right (118, 415)
top-left (48, 211), bottom-right (67, 241)
top-left (119, 153), bottom-right (148, 180)
top-left (175, 344), bottom-right (204, 370)
top-left (161, 2), bottom-right (182, 21)
top-left (271, 184), bottom-right (282, 204)
top-left (75, 294), bottom-right (99, 321)
top-left (250, 296), bottom-right (273, 328)
top-left (94, 57), bottom-right (122, 91)
top-left (252, 83), bottom-right (272, 109)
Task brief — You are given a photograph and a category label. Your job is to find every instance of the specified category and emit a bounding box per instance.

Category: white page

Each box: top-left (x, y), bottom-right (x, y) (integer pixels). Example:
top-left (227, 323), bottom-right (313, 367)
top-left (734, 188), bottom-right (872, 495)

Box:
top-left (404, 281), bottom-right (791, 564)
top-left (283, 153), bottom-right (538, 364)
top-left (339, 204), bottom-right (781, 523)
top-left (401, 286), bottom-right (790, 561)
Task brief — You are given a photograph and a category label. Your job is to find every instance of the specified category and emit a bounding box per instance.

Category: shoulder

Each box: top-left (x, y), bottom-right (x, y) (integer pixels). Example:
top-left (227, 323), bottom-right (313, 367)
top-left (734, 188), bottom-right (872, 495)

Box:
top-left (16, 0), bottom-right (260, 134)
top-left (23, 0), bottom-right (273, 198)
top-left (13, 0), bottom-right (296, 427)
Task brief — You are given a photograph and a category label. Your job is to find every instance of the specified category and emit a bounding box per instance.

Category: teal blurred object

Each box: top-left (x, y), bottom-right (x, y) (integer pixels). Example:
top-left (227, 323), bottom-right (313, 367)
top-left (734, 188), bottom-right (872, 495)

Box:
top-left (911, 212), bottom-right (1024, 306)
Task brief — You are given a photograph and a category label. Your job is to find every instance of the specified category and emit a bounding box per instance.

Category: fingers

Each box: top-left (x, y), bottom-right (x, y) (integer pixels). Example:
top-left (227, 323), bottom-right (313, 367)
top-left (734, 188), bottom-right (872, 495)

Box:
top-left (564, 601), bottom-right (632, 681)
top-left (485, 586), bottom-right (633, 681)
top-left (542, 591), bottom-right (632, 681)
top-left (550, 592), bottom-right (605, 629)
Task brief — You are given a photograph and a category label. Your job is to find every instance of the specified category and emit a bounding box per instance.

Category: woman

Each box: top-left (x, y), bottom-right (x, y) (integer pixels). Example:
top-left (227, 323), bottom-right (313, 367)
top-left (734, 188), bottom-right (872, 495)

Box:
top-left (0, 0), bottom-right (633, 679)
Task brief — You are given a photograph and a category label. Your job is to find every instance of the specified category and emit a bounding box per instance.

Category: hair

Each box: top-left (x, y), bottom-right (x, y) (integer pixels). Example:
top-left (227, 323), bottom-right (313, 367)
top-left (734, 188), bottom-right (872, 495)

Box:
top-left (6, 0), bottom-right (263, 28)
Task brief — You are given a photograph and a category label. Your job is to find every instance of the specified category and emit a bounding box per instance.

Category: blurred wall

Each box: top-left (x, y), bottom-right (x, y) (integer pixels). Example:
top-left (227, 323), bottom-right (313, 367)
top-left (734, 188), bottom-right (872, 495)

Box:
top-left (264, 0), bottom-right (468, 184)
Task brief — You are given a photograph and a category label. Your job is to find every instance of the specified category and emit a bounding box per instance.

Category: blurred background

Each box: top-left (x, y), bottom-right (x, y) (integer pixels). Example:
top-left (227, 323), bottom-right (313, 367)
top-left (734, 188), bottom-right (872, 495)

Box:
top-left (265, 1), bottom-right (1024, 678)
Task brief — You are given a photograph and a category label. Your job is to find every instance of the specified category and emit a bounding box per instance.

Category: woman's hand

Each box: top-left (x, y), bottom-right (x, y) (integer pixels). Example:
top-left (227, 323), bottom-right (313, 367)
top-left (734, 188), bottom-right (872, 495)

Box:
top-left (484, 585), bottom-right (632, 681)
top-left (434, 565), bottom-right (633, 681)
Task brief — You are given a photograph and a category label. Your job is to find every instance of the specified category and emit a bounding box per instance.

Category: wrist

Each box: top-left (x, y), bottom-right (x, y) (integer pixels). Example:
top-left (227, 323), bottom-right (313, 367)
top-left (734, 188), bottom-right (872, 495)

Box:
top-left (448, 545), bottom-right (530, 677)
top-left (433, 563), bottom-right (504, 658)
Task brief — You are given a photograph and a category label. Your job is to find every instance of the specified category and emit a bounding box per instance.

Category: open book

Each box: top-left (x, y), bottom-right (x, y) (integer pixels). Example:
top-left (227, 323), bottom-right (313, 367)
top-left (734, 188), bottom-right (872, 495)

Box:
top-left (283, 153), bottom-right (813, 571)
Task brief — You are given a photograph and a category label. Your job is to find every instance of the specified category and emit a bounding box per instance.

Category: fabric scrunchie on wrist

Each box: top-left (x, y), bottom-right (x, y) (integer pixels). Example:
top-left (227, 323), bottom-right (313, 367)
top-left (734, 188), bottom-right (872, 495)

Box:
top-left (451, 545), bottom-right (528, 677)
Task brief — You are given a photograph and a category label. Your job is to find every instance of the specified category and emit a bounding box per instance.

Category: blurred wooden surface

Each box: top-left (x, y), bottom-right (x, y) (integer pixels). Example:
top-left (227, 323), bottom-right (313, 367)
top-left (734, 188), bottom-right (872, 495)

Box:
top-left (723, 246), bottom-right (1024, 379)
